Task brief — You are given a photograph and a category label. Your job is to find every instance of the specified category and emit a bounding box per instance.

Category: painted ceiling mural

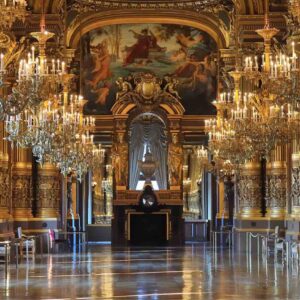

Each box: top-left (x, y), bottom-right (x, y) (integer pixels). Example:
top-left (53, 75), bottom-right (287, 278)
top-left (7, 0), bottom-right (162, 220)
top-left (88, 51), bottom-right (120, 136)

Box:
top-left (82, 23), bottom-right (217, 115)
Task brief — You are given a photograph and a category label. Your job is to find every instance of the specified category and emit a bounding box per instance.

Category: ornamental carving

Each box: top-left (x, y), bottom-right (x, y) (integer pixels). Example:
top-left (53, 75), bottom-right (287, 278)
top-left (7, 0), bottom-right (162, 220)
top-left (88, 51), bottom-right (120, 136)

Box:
top-left (267, 174), bottom-right (287, 209)
top-left (69, 0), bottom-right (233, 13)
top-left (37, 176), bottom-right (60, 209)
top-left (291, 167), bottom-right (300, 207)
top-left (237, 175), bottom-right (261, 208)
top-left (12, 174), bottom-right (32, 209)
top-left (168, 133), bottom-right (183, 186)
top-left (111, 132), bottom-right (128, 186)
top-left (115, 73), bottom-right (182, 112)
top-left (0, 166), bottom-right (9, 208)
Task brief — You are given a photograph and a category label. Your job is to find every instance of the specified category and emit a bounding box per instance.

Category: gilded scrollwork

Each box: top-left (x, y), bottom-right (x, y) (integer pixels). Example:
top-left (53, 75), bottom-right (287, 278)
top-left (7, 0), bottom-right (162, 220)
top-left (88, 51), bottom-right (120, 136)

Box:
top-left (237, 174), bottom-right (261, 209)
top-left (114, 73), bottom-right (183, 113)
top-left (12, 174), bottom-right (32, 209)
top-left (267, 174), bottom-right (287, 209)
top-left (70, 0), bottom-right (234, 13)
top-left (0, 166), bottom-right (9, 208)
top-left (291, 167), bottom-right (300, 207)
top-left (37, 175), bottom-right (60, 210)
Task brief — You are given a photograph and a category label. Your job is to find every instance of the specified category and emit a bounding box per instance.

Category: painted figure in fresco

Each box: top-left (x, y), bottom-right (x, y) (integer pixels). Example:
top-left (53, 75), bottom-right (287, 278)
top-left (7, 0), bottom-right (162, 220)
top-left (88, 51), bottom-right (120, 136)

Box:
top-left (87, 39), bottom-right (111, 89)
top-left (123, 29), bottom-right (165, 66)
top-left (83, 24), bottom-right (217, 115)
top-left (168, 133), bottom-right (183, 186)
top-left (94, 81), bottom-right (111, 105)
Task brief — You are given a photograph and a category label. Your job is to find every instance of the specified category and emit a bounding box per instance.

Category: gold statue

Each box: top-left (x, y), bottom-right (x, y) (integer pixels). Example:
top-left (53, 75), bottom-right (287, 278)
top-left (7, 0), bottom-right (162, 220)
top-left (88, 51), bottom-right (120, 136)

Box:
top-left (168, 133), bottom-right (183, 186)
top-left (112, 132), bottom-right (128, 186)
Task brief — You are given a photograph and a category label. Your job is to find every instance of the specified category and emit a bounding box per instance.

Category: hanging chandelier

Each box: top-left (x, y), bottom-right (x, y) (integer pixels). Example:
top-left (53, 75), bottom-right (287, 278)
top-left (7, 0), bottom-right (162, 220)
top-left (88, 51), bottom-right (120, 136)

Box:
top-left (196, 145), bottom-right (235, 178)
top-left (0, 1), bottom-right (66, 117)
top-left (205, 7), bottom-right (300, 163)
top-left (0, 0), bottom-right (27, 29)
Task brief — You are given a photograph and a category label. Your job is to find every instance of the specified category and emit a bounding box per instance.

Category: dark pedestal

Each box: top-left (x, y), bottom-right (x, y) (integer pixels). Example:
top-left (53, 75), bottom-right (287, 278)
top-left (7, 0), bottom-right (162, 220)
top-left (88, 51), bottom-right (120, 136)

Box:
top-left (112, 205), bottom-right (184, 246)
top-left (130, 213), bottom-right (167, 246)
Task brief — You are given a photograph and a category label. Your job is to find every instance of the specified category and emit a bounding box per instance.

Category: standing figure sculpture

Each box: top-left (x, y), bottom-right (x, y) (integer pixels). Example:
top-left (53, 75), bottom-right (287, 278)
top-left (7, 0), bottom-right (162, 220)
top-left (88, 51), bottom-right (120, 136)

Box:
top-left (168, 133), bottom-right (183, 186)
top-left (112, 133), bottom-right (128, 186)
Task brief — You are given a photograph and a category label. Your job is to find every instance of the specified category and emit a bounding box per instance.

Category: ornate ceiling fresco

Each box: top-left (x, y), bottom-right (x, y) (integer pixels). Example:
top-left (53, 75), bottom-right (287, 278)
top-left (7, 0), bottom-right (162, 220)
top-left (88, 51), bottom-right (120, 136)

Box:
top-left (81, 24), bottom-right (217, 115)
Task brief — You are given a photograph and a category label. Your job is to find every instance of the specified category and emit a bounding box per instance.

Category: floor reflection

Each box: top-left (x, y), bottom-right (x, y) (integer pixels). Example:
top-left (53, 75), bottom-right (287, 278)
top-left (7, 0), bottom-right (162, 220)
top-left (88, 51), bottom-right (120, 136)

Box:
top-left (0, 244), bottom-right (299, 299)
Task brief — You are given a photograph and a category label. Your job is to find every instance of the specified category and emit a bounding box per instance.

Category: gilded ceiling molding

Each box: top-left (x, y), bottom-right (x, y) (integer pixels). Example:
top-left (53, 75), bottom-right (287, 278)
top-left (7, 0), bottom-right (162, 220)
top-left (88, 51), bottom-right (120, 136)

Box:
top-left (66, 10), bottom-right (228, 49)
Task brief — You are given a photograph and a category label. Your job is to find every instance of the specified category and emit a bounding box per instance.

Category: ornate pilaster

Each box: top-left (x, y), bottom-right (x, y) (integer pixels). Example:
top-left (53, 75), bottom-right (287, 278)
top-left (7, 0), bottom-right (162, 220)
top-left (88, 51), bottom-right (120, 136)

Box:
top-left (267, 146), bottom-right (287, 219)
top-left (0, 121), bottom-right (10, 219)
top-left (0, 160), bottom-right (10, 219)
top-left (36, 163), bottom-right (61, 218)
top-left (237, 161), bottom-right (262, 218)
top-left (291, 153), bottom-right (300, 217)
top-left (12, 148), bottom-right (33, 218)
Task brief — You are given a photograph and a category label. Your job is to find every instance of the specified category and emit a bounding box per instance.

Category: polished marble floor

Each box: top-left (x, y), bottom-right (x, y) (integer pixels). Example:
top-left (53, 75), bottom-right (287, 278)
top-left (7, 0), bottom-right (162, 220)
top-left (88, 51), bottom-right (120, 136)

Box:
top-left (0, 243), bottom-right (300, 299)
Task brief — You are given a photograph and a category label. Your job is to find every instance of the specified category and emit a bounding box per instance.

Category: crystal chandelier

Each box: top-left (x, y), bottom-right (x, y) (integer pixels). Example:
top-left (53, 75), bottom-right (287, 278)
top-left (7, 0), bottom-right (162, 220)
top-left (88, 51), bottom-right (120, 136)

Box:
top-left (0, 2), bottom-right (66, 117)
top-left (42, 92), bottom-right (101, 181)
top-left (0, 0), bottom-right (27, 29)
top-left (196, 145), bottom-right (235, 178)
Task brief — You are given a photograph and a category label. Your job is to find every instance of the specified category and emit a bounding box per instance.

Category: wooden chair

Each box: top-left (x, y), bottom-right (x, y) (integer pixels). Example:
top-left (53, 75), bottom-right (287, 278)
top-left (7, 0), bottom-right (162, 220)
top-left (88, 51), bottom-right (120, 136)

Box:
top-left (17, 227), bottom-right (36, 257)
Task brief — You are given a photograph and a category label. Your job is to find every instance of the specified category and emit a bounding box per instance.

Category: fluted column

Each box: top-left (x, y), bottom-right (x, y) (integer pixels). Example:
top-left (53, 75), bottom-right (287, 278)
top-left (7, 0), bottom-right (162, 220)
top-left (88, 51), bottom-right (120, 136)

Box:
top-left (0, 121), bottom-right (10, 219)
top-left (36, 163), bottom-right (61, 218)
top-left (237, 161), bottom-right (262, 218)
top-left (12, 148), bottom-right (33, 218)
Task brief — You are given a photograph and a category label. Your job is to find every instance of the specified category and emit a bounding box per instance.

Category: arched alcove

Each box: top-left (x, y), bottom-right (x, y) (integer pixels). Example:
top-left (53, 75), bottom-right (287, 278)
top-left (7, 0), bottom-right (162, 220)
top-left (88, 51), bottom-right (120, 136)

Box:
top-left (128, 112), bottom-right (168, 190)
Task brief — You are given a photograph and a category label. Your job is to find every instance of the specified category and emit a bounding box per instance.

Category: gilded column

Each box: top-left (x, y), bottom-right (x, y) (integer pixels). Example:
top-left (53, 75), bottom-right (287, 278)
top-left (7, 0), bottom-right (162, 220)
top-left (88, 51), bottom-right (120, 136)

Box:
top-left (36, 163), bottom-right (61, 218)
top-left (291, 152), bottom-right (300, 217)
top-left (0, 121), bottom-right (10, 219)
top-left (267, 146), bottom-right (287, 219)
top-left (237, 161), bottom-right (262, 218)
top-left (216, 177), bottom-right (226, 219)
top-left (12, 148), bottom-right (33, 218)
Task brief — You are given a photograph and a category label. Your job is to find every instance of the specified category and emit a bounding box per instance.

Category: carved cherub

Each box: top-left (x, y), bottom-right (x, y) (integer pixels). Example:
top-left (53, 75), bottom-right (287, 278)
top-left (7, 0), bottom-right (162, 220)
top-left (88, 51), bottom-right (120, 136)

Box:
top-left (163, 76), bottom-right (181, 99)
top-left (116, 77), bottom-right (133, 100)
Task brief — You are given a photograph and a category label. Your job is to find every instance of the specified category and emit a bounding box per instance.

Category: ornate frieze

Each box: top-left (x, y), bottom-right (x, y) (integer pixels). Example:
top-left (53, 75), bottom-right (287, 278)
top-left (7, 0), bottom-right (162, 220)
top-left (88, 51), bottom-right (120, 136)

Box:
top-left (70, 0), bottom-right (233, 13)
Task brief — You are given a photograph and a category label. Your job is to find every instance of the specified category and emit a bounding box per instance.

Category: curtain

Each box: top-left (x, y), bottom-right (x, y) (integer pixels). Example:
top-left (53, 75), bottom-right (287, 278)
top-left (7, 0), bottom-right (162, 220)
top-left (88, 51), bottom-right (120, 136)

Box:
top-left (147, 122), bottom-right (167, 189)
top-left (129, 118), bottom-right (167, 190)
top-left (129, 122), bottom-right (145, 189)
